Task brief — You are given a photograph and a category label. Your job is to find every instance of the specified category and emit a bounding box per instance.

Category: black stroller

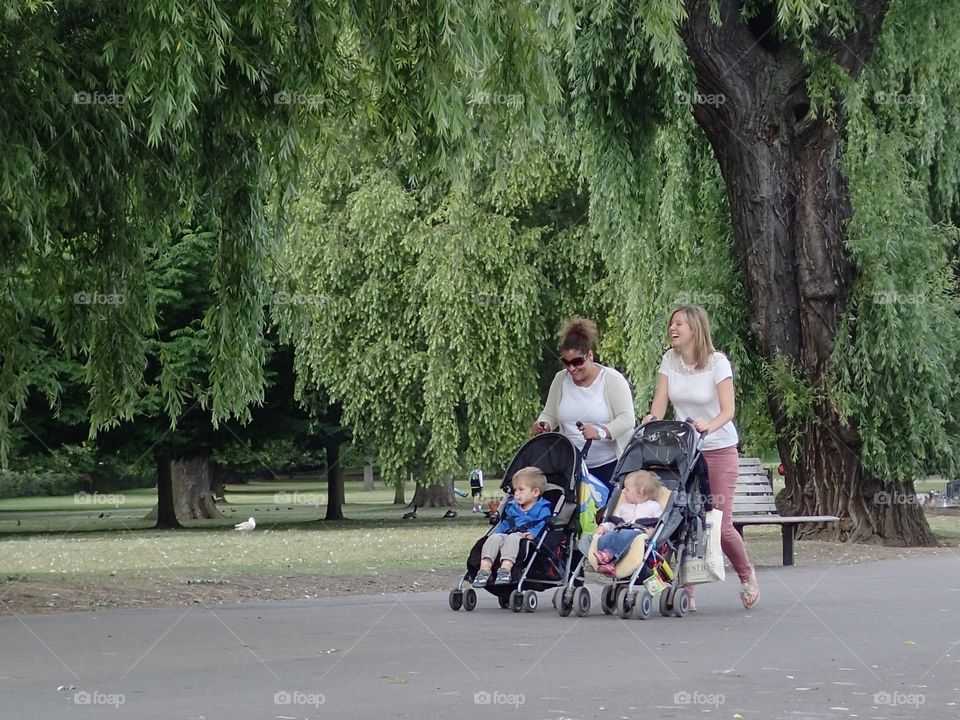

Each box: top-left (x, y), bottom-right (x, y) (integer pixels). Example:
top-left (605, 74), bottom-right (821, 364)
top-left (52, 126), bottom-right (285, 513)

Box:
top-left (560, 419), bottom-right (711, 619)
top-left (448, 433), bottom-right (586, 613)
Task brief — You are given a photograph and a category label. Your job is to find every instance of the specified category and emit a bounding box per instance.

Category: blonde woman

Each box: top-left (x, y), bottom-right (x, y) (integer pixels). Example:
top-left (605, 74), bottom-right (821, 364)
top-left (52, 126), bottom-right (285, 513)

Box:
top-left (642, 305), bottom-right (758, 610)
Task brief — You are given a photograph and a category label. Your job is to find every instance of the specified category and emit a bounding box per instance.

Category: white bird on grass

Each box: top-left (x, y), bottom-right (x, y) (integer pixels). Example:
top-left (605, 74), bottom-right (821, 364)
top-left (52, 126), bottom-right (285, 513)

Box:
top-left (234, 517), bottom-right (256, 532)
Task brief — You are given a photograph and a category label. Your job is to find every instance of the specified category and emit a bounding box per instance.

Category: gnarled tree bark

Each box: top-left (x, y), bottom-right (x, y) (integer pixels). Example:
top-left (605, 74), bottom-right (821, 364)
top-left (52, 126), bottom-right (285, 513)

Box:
top-left (679, 0), bottom-right (936, 545)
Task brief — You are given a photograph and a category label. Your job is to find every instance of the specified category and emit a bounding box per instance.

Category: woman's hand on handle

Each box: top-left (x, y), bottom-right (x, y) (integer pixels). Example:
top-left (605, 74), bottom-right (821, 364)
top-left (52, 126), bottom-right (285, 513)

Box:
top-left (578, 422), bottom-right (602, 441)
top-left (531, 420), bottom-right (550, 435)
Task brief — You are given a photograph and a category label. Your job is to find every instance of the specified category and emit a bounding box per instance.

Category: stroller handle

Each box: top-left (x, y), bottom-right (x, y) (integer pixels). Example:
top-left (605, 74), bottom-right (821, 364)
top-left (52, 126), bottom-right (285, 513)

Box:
top-left (683, 417), bottom-right (707, 453)
top-left (575, 421), bottom-right (593, 460)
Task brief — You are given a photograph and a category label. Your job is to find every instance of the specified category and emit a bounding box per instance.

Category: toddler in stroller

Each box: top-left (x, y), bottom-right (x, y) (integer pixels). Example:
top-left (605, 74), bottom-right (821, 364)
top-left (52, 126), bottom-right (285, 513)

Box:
top-left (559, 419), bottom-right (712, 619)
top-left (473, 467), bottom-right (551, 587)
top-left (449, 432), bottom-right (586, 613)
top-left (593, 471), bottom-right (663, 576)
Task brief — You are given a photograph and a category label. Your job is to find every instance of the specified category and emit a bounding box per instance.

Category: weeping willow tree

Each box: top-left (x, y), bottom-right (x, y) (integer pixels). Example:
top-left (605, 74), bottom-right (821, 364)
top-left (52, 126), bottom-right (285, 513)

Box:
top-left (273, 141), bottom-right (604, 502)
top-left (0, 2), bottom-right (340, 524)
top-left (293, 0), bottom-right (958, 543)
top-left (570, 0), bottom-right (960, 545)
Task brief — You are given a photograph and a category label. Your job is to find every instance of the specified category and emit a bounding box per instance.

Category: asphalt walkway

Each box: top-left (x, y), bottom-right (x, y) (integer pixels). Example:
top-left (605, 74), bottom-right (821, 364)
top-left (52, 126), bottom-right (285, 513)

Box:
top-left (2, 554), bottom-right (958, 719)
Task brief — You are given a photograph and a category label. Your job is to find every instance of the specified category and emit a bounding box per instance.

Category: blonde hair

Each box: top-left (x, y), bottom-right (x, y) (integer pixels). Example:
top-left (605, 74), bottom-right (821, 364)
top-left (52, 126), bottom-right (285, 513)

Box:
top-left (668, 305), bottom-right (715, 369)
top-left (624, 470), bottom-right (661, 500)
top-left (512, 466), bottom-right (547, 494)
top-left (558, 316), bottom-right (599, 355)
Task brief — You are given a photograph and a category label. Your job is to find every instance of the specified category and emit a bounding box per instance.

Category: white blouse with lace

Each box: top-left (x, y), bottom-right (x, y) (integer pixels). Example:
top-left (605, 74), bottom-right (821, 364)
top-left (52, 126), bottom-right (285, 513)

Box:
top-left (657, 349), bottom-right (739, 451)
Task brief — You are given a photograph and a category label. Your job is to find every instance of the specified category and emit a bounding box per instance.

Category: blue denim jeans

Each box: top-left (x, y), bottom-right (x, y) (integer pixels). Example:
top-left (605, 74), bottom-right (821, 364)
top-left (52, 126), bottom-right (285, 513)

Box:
top-left (597, 527), bottom-right (644, 563)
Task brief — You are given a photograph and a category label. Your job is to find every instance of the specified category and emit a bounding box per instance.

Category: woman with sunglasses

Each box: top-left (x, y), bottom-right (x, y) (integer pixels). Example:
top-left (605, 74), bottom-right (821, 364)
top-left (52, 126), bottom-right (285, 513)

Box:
top-left (531, 317), bottom-right (636, 490)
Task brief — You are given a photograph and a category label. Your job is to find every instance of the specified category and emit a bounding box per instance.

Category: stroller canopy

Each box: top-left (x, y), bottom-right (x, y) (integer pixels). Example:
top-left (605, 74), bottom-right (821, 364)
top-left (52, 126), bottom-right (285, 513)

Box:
top-left (612, 420), bottom-right (700, 491)
top-left (501, 433), bottom-right (581, 497)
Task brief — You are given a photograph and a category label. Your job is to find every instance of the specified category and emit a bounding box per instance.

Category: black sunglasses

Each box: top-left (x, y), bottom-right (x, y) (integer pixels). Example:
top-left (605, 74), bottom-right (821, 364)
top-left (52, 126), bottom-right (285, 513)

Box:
top-left (561, 355), bottom-right (587, 368)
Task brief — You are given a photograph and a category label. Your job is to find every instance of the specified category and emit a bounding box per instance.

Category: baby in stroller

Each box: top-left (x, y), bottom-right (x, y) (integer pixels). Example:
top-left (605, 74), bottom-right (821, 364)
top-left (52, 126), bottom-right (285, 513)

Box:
top-left (593, 471), bottom-right (663, 576)
top-left (473, 467), bottom-right (551, 587)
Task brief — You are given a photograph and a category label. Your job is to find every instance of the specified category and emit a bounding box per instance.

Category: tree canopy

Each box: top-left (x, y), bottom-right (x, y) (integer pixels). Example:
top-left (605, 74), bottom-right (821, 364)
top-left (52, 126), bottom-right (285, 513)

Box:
top-left (2, 1), bottom-right (957, 543)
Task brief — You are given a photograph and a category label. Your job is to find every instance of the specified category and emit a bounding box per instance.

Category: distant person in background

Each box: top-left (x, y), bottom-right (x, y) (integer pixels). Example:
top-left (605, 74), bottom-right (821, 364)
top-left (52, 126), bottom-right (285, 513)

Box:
top-left (532, 317), bottom-right (636, 491)
top-left (469, 468), bottom-right (485, 513)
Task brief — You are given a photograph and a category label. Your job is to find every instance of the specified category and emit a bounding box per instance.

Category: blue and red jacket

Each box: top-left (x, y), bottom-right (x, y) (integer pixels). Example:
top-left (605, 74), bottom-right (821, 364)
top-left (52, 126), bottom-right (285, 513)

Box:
top-left (492, 497), bottom-right (552, 539)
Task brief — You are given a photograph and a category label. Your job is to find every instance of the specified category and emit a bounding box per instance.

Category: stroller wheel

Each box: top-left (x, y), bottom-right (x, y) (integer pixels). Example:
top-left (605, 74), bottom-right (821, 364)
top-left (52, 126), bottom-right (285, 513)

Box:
top-left (616, 588), bottom-right (635, 619)
top-left (600, 585), bottom-right (617, 615)
top-left (672, 587), bottom-right (691, 617)
top-left (635, 589), bottom-right (653, 620)
top-left (522, 590), bottom-right (538, 613)
top-left (659, 589), bottom-right (673, 617)
top-left (498, 594), bottom-right (511, 610)
top-left (553, 588), bottom-right (569, 616)
top-left (509, 590), bottom-right (524, 613)
top-left (448, 589), bottom-right (463, 611)
top-left (462, 588), bottom-right (478, 611)
top-left (573, 586), bottom-right (591, 617)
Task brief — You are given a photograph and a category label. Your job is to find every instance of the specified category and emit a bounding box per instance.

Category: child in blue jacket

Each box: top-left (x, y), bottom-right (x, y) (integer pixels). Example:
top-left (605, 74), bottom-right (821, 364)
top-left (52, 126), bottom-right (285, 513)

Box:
top-left (473, 466), bottom-right (551, 587)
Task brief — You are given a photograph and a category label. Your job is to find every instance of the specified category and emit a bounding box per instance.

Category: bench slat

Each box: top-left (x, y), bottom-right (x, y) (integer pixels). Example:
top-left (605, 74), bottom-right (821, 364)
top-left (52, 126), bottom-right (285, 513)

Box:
top-left (732, 456), bottom-right (839, 566)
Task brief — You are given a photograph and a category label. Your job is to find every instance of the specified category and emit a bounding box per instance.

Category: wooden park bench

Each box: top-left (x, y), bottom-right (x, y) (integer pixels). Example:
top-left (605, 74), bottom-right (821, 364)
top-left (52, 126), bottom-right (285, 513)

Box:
top-left (732, 457), bottom-right (839, 566)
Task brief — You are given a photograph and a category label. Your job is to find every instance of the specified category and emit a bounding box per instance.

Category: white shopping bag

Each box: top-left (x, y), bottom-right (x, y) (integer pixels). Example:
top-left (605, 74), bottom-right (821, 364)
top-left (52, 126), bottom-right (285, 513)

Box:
top-left (680, 509), bottom-right (726, 585)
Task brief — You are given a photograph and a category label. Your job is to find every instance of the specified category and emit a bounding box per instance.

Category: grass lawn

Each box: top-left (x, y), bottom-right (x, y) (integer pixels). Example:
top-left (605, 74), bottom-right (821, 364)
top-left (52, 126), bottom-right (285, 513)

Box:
top-left (1, 476), bottom-right (958, 613)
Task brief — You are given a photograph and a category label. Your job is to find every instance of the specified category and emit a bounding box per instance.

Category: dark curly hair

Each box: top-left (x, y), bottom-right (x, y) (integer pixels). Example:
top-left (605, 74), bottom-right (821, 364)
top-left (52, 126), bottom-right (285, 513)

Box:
top-left (557, 316), bottom-right (599, 354)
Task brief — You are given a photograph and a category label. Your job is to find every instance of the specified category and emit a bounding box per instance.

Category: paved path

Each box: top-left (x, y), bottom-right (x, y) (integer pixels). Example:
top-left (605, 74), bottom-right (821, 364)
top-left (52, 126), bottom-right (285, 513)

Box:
top-left (2, 555), bottom-right (959, 719)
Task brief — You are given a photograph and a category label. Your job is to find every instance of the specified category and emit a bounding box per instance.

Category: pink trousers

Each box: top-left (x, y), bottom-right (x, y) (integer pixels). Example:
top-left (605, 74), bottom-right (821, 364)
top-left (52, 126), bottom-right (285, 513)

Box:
top-left (687, 445), bottom-right (754, 598)
top-left (703, 445), bottom-right (754, 581)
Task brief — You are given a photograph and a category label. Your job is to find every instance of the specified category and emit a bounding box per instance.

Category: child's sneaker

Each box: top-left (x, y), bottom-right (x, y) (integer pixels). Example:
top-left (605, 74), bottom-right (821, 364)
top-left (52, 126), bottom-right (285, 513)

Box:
top-left (593, 549), bottom-right (614, 565)
top-left (473, 569), bottom-right (491, 587)
top-left (494, 567), bottom-right (512, 585)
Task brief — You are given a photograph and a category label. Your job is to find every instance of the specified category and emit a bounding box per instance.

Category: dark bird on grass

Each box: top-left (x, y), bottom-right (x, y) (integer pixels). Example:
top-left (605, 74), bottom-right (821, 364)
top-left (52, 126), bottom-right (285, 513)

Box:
top-left (98, 512), bottom-right (104, 518)
top-left (402, 505), bottom-right (418, 520)
top-left (442, 510), bottom-right (457, 519)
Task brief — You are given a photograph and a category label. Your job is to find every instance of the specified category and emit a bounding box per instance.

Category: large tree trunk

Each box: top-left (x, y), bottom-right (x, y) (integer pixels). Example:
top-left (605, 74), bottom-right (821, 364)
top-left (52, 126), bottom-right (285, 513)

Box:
top-left (409, 475), bottom-right (456, 508)
top-left (324, 439), bottom-right (345, 520)
top-left (154, 456), bottom-right (222, 528)
top-left (680, 0), bottom-right (936, 545)
top-left (362, 462), bottom-right (375, 491)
